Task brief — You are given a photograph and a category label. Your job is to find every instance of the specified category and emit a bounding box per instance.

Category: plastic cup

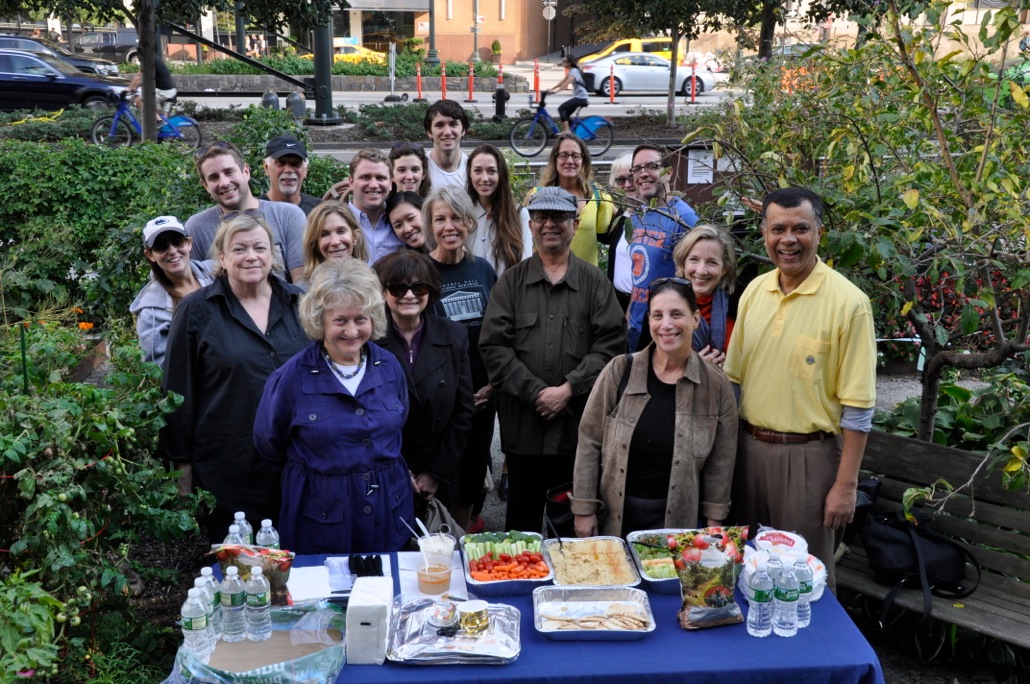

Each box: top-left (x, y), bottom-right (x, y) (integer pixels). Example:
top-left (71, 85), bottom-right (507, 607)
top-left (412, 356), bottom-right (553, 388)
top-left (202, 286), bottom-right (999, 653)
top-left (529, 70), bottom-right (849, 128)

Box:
top-left (458, 600), bottom-right (490, 636)
top-left (417, 532), bottom-right (456, 559)
top-left (417, 557), bottom-right (452, 595)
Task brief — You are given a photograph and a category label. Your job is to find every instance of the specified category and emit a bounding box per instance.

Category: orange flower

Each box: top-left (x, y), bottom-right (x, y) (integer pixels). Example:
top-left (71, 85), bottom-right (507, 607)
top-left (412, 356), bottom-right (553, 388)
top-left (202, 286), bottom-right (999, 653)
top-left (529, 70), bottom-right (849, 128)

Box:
top-left (78, 322), bottom-right (94, 331)
top-left (73, 307), bottom-right (84, 314)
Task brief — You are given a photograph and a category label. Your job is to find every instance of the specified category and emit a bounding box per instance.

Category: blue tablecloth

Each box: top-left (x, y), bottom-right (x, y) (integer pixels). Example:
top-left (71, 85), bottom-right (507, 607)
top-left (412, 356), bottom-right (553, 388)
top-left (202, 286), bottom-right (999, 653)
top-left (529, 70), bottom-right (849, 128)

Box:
top-left (293, 554), bottom-right (885, 684)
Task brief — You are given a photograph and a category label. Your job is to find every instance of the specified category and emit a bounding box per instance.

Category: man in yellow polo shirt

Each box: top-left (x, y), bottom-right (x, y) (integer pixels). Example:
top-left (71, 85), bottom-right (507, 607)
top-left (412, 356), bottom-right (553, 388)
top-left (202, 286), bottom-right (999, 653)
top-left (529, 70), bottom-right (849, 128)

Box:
top-left (724, 187), bottom-right (876, 592)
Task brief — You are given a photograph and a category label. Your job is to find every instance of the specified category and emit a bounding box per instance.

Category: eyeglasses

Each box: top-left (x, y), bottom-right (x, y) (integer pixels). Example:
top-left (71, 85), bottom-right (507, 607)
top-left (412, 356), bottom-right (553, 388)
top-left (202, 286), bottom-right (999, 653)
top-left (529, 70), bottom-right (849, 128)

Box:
top-left (649, 276), bottom-right (693, 293)
top-left (612, 175), bottom-right (633, 186)
top-left (151, 233), bottom-right (188, 252)
top-left (529, 212), bottom-right (576, 226)
top-left (194, 140), bottom-right (234, 160)
top-left (385, 282), bottom-right (431, 297)
top-left (220, 208), bottom-right (265, 223)
top-left (630, 161), bottom-right (663, 176)
top-left (556, 152), bottom-right (583, 161)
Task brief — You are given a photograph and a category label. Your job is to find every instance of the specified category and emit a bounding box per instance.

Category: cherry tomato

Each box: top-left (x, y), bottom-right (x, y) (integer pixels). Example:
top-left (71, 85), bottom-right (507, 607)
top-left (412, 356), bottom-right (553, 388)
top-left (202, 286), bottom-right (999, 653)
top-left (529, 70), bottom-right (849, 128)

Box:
top-left (692, 536), bottom-right (710, 550)
top-left (682, 547), bottom-right (702, 564)
top-left (673, 559), bottom-right (686, 570)
top-left (666, 535), bottom-right (677, 550)
top-left (498, 553), bottom-right (512, 562)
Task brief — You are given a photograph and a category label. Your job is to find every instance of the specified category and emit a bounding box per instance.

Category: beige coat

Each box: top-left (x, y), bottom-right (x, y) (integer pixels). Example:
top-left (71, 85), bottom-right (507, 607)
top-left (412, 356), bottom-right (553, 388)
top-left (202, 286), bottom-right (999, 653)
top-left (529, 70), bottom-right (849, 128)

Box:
top-left (570, 347), bottom-right (738, 537)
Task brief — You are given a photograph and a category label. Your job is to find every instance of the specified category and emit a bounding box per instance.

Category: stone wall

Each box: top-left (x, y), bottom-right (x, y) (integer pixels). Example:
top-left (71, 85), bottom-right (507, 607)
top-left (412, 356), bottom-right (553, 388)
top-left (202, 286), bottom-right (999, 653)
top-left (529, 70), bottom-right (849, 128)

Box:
top-left (175, 74), bottom-right (529, 95)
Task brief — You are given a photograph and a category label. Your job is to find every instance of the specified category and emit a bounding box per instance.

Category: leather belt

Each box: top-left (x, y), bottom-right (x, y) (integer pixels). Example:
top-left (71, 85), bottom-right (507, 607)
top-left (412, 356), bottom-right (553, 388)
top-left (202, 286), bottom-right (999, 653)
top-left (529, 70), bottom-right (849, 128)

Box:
top-left (741, 421), bottom-right (833, 445)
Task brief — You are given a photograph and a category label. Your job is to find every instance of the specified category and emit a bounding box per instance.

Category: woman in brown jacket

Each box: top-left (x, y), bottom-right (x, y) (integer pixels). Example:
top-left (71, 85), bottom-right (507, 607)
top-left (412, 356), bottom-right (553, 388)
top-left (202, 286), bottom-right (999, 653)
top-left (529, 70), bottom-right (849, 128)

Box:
top-left (570, 277), bottom-right (738, 537)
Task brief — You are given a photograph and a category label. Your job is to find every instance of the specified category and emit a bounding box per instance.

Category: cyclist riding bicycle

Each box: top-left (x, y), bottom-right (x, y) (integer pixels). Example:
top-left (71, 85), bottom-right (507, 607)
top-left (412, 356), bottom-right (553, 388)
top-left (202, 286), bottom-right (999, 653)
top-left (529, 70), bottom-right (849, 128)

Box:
top-left (548, 54), bottom-right (589, 134)
top-left (128, 45), bottom-right (177, 117)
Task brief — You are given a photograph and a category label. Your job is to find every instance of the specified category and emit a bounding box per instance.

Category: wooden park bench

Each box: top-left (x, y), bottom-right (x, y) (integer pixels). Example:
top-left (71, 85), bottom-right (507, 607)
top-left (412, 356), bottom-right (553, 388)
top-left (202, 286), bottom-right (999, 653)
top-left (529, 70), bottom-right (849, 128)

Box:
top-left (836, 430), bottom-right (1030, 649)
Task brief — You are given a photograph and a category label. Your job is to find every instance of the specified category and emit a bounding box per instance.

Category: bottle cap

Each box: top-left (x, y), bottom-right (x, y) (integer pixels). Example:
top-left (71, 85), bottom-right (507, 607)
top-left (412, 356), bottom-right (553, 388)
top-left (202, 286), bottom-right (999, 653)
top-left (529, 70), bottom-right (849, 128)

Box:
top-left (251, 566), bottom-right (263, 576)
top-left (188, 588), bottom-right (201, 597)
top-left (200, 567), bottom-right (213, 576)
top-left (194, 577), bottom-right (207, 587)
top-left (229, 524), bottom-right (240, 534)
top-left (235, 511), bottom-right (246, 520)
top-left (261, 519), bottom-right (273, 527)
top-left (227, 566), bottom-right (239, 576)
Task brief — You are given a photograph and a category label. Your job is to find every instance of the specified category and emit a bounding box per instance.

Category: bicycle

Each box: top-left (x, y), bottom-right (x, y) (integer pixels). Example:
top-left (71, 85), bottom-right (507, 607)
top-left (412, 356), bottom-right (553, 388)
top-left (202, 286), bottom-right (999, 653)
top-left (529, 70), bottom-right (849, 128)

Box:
top-left (509, 91), bottom-right (614, 158)
top-left (91, 91), bottom-right (202, 151)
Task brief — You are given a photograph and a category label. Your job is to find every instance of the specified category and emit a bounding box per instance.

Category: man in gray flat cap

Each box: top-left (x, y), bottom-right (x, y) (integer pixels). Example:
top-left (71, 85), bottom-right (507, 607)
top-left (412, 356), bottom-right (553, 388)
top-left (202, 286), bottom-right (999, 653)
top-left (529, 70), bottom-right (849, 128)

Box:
top-left (259, 135), bottom-right (321, 215)
top-left (480, 186), bottom-right (627, 532)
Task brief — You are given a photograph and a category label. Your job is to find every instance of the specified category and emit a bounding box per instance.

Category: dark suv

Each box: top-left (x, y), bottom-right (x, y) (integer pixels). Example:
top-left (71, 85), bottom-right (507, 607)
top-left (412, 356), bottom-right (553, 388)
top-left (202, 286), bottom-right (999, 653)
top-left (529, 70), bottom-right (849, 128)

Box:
top-left (0, 48), bottom-right (128, 111)
top-left (72, 29), bottom-right (139, 64)
top-left (0, 34), bottom-right (119, 76)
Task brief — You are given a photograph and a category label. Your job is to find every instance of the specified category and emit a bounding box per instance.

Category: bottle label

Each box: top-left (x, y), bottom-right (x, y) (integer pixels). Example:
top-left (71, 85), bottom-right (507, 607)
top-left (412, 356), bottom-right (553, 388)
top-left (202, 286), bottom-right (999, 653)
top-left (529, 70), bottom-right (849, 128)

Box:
top-left (750, 587), bottom-right (774, 602)
top-left (183, 614), bottom-right (208, 630)
top-left (246, 591), bottom-right (270, 607)
top-left (775, 587), bottom-right (799, 601)
top-left (212, 590), bottom-right (221, 605)
top-left (798, 579), bottom-right (813, 594)
top-left (222, 591), bottom-right (245, 608)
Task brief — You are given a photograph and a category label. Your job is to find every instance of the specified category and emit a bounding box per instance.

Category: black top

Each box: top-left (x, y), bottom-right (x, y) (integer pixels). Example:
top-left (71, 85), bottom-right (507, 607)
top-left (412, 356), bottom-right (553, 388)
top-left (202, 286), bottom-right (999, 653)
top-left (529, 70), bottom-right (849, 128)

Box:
top-left (154, 51), bottom-right (174, 90)
top-left (428, 255), bottom-right (497, 387)
top-left (624, 354), bottom-right (677, 499)
top-left (158, 276), bottom-right (307, 524)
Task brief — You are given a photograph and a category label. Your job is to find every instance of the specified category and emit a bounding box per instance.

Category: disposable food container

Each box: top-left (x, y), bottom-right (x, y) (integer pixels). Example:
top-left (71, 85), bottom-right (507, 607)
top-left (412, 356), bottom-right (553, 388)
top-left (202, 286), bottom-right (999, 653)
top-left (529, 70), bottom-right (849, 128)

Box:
top-left (542, 536), bottom-right (640, 587)
top-left (533, 585), bottom-right (655, 641)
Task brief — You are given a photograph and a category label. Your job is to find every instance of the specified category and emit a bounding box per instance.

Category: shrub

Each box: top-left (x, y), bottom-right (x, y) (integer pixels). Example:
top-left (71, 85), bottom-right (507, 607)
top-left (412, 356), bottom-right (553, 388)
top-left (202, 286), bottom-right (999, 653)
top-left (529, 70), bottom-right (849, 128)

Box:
top-left (0, 106), bottom-right (98, 142)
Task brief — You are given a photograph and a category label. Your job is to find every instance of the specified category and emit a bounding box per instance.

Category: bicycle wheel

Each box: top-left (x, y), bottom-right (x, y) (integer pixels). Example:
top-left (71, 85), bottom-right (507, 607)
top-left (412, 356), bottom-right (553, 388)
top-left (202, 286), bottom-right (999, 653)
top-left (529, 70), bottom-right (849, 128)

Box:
top-left (509, 117), bottom-right (549, 157)
top-left (162, 118), bottom-right (203, 152)
top-left (91, 115), bottom-right (133, 148)
top-left (583, 121), bottom-right (614, 157)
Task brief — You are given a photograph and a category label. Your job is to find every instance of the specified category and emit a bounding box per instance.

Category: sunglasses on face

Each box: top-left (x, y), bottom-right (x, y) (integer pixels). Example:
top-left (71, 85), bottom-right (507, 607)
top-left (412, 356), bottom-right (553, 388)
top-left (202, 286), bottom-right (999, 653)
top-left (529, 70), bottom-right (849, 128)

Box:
top-left (613, 175), bottom-right (633, 186)
top-left (151, 233), bottom-right (188, 252)
top-left (385, 282), bottom-right (431, 297)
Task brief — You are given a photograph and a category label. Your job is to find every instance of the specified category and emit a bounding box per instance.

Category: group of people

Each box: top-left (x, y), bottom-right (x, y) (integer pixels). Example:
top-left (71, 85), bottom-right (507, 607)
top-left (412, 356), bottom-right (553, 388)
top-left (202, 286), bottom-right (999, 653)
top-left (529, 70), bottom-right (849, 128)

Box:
top-left (133, 98), bottom-right (876, 593)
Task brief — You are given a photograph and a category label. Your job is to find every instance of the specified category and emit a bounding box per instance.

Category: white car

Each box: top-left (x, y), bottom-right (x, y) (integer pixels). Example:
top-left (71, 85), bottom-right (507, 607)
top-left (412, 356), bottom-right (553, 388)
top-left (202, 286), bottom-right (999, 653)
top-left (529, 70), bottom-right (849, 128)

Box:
top-left (580, 52), bottom-right (716, 97)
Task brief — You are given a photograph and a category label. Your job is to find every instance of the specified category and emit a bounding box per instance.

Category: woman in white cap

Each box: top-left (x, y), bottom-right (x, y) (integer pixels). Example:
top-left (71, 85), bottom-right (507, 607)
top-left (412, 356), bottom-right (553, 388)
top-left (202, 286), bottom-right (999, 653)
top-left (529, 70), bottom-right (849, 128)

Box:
top-left (129, 215), bottom-right (213, 368)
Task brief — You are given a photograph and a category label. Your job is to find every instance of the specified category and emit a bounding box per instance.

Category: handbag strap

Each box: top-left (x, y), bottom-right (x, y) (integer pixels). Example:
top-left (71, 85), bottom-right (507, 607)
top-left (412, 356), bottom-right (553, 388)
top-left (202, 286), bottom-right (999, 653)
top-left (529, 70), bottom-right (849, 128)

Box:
top-left (919, 526), bottom-right (982, 599)
top-left (878, 523), bottom-right (932, 629)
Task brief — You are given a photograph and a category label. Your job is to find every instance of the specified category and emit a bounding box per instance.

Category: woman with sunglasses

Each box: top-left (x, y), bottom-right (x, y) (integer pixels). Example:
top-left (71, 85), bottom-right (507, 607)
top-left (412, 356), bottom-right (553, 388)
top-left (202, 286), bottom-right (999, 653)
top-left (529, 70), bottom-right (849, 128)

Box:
top-left (526, 133), bottom-right (613, 266)
top-left (570, 277), bottom-right (738, 537)
top-left (374, 250), bottom-right (474, 511)
top-left (466, 144), bottom-right (531, 278)
top-left (160, 212), bottom-right (308, 542)
top-left (131, 216), bottom-right (214, 368)
top-left (385, 191), bottom-right (428, 252)
top-left (301, 201), bottom-right (370, 286)
top-left (424, 185), bottom-right (498, 530)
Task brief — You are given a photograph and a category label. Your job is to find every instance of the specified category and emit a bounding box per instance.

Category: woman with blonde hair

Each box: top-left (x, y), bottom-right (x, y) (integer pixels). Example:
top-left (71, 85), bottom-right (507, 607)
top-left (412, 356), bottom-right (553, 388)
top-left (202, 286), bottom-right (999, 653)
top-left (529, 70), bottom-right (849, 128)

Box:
top-left (254, 259), bottom-right (414, 553)
top-left (527, 133), bottom-right (613, 266)
top-left (301, 201), bottom-right (369, 284)
top-left (159, 212), bottom-right (307, 541)
top-left (672, 224), bottom-right (738, 367)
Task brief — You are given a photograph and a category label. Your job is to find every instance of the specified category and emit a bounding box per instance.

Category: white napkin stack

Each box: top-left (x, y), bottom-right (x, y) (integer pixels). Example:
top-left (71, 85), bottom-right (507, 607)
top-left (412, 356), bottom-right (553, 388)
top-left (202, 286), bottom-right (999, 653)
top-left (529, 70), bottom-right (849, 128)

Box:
top-left (345, 576), bottom-right (394, 665)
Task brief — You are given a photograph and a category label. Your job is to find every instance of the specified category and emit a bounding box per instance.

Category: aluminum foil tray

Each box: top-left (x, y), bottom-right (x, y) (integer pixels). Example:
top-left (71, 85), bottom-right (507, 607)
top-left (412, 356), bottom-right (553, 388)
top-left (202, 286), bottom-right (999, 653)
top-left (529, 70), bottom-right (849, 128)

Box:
top-left (386, 596), bottom-right (520, 665)
top-left (533, 585), bottom-right (655, 640)
top-left (626, 529), bottom-right (689, 594)
top-left (542, 536), bottom-right (641, 587)
top-left (459, 532), bottom-right (553, 597)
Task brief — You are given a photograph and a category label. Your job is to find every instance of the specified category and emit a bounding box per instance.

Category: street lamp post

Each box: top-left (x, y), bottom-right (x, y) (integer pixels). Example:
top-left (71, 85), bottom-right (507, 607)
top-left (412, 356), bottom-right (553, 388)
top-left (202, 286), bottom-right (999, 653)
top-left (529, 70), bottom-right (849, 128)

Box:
top-left (426, 0), bottom-right (440, 67)
top-left (470, 0), bottom-right (480, 62)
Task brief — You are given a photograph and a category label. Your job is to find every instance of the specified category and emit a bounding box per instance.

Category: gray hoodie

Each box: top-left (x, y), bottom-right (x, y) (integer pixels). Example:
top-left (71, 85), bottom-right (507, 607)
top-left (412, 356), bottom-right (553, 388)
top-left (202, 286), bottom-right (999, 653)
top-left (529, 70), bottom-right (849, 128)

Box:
top-left (129, 259), bottom-right (214, 368)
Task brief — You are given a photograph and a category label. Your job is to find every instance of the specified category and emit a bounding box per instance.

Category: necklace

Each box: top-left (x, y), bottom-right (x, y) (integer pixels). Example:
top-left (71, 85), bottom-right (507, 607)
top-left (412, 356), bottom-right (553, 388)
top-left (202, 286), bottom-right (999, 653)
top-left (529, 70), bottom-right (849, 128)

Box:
top-left (324, 346), bottom-right (366, 380)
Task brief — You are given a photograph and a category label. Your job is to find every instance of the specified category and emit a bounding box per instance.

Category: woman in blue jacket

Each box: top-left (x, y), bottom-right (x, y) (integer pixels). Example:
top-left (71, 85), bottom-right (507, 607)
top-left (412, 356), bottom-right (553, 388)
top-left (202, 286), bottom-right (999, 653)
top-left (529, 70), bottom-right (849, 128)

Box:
top-left (254, 259), bottom-right (415, 554)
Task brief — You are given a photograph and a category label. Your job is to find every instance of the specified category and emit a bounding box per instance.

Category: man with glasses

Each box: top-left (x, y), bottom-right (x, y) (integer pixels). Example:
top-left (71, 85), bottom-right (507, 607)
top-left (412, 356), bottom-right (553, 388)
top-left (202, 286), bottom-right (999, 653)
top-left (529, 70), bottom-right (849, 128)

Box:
top-left (480, 186), bottom-right (626, 532)
top-left (185, 141), bottom-right (306, 283)
top-left (626, 144), bottom-right (699, 351)
top-left (259, 135), bottom-right (320, 215)
top-left (724, 187), bottom-right (876, 592)
top-left (424, 99), bottom-right (469, 189)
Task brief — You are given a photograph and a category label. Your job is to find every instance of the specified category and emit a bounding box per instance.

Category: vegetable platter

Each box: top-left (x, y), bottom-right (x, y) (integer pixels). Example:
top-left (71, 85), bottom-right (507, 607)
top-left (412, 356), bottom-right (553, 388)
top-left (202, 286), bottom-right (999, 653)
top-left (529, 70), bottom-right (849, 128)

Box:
top-left (459, 531), bottom-right (553, 596)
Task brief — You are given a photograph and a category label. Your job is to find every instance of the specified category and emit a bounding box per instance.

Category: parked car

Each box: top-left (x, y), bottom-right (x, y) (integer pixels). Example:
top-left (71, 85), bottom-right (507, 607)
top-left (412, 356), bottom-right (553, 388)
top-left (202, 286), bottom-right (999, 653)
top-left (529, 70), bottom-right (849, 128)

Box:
top-left (336, 44), bottom-right (385, 62)
top-left (579, 52), bottom-right (715, 97)
top-left (0, 34), bottom-right (119, 75)
top-left (72, 29), bottom-right (139, 64)
top-left (578, 37), bottom-right (676, 63)
top-left (0, 48), bottom-right (128, 111)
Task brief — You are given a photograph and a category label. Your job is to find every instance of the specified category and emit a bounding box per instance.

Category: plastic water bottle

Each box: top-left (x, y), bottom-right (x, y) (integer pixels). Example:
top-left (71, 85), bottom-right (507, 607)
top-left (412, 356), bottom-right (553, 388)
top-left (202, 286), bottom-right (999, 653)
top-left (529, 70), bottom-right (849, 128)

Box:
top-left (200, 567), bottom-right (222, 637)
top-left (746, 560), bottom-right (774, 637)
top-left (223, 524), bottom-right (245, 546)
top-left (244, 566), bottom-right (272, 642)
top-left (234, 511), bottom-right (254, 545)
top-left (773, 565), bottom-right (800, 637)
top-left (766, 555), bottom-right (784, 584)
top-left (181, 588), bottom-right (213, 663)
top-left (255, 519), bottom-right (280, 549)
top-left (794, 557), bottom-right (814, 628)
top-left (220, 566), bottom-right (246, 643)
top-left (192, 578), bottom-right (217, 655)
